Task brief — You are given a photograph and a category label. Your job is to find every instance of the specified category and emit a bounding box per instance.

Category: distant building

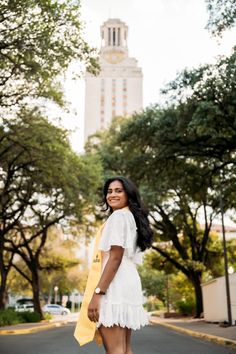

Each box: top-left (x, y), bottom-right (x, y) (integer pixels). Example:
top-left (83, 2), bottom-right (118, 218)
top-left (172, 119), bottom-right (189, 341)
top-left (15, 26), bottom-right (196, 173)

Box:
top-left (202, 273), bottom-right (236, 323)
top-left (200, 223), bottom-right (236, 240)
top-left (84, 18), bottom-right (143, 141)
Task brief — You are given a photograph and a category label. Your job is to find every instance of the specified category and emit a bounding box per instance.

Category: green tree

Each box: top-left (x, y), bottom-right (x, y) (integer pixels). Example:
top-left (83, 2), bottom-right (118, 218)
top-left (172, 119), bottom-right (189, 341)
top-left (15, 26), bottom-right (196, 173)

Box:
top-left (0, 110), bottom-right (103, 314)
top-left (39, 227), bottom-right (87, 302)
top-left (139, 250), bottom-right (196, 314)
top-left (91, 111), bottom-right (226, 315)
top-left (138, 267), bottom-right (167, 305)
top-left (227, 238), bottom-right (236, 270)
top-left (0, 0), bottom-right (99, 110)
top-left (87, 50), bottom-right (236, 317)
top-left (7, 231), bottom-right (88, 304)
top-left (206, 0), bottom-right (236, 36)
top-left (160, 50), bottom-right (236, 160)
top-left (7, 264), bottom-right (31, 298)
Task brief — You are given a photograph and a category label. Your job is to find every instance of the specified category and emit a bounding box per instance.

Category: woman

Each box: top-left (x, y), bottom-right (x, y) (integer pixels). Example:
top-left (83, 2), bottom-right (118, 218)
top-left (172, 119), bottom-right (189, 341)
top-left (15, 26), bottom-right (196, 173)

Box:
top-left (88, 176), bottom-right (153, 354)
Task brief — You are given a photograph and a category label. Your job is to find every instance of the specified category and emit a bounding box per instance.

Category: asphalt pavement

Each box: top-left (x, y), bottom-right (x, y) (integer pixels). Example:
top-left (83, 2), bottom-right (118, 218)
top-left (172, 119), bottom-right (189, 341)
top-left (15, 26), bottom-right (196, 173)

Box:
top-left (1, 313), bottom-right (236, 351)
top-left (1, 322), bottom-right (236, 354)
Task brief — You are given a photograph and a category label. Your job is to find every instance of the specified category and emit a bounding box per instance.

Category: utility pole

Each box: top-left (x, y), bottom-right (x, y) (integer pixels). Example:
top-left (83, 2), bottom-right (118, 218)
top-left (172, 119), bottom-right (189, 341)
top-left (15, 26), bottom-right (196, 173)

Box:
top-left (219, 176), bottom-right (232, 326)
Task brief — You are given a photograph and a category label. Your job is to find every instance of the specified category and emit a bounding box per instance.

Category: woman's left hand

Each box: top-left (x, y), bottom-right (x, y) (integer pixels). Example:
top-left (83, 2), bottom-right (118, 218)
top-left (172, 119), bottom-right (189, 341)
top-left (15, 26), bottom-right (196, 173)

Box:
top-left (87, 295), bottom-right (101, 322)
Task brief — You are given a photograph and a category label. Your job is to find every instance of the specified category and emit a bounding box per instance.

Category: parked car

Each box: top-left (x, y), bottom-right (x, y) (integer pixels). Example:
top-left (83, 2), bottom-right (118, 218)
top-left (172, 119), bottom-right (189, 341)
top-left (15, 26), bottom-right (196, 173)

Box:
top-left (42, 304), bottom-right (70, 315)
top-left (15, 304), bottom-right (34, 312)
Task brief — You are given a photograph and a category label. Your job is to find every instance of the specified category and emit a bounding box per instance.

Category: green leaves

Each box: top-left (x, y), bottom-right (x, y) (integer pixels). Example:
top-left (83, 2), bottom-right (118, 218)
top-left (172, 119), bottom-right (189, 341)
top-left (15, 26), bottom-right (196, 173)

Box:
top-left (0, 109), bottom-right (103, 310)
top-left (206, 0), bottom-right (236, 36)
top-left (88, 45), bottom-right (236, 317)
top-left (0, 0), bottom-right (99, 108)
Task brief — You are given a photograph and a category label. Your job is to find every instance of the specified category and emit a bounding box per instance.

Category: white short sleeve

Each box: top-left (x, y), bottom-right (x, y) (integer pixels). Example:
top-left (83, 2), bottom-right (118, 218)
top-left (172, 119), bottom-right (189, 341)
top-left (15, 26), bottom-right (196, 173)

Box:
top-left (99, 210), bottom-right (137, 255)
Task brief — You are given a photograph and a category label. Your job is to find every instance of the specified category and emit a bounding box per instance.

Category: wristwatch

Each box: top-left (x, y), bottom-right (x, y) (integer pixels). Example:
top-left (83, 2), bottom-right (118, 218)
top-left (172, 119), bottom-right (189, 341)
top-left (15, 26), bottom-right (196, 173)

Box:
top-left (94, 287), bottom-right (106, 295)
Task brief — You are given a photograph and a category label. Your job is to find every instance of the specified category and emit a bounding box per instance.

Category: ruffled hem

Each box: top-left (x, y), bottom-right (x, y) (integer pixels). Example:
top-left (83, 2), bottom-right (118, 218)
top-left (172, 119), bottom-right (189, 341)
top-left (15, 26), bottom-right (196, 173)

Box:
top-left (97, 303), bottom-right (149, 330)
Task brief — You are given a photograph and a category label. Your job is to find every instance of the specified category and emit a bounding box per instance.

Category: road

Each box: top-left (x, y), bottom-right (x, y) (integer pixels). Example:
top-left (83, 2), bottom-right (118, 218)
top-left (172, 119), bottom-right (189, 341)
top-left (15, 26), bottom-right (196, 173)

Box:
top-left (1, 323), bottom-right (236, 354)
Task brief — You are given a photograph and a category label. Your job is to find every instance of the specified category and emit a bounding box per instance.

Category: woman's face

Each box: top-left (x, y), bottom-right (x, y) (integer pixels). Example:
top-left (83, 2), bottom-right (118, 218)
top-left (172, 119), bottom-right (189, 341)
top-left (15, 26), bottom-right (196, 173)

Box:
top-left (106, 180), bottom-right (128, 210)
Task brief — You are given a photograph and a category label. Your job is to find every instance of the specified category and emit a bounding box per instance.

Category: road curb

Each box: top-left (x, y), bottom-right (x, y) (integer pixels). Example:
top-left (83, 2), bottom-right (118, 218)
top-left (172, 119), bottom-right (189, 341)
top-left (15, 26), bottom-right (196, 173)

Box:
top-left (0, 321), bottom-right (68, 335)
top-left (149, 318), bottom-right (236, 349)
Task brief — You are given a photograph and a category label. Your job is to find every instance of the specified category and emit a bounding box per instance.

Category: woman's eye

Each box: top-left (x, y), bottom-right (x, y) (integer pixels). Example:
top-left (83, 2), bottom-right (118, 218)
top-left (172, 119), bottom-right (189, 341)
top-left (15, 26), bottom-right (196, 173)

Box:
top-left (107, 189), bottom-right (123, 194)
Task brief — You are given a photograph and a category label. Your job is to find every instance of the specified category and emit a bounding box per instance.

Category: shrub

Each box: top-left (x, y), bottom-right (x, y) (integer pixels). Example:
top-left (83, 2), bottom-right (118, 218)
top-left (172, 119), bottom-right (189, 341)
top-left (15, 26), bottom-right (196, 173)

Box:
top-left (43, 312), bottom-right (53, 320)
top-left (0, 309), bottom-right (42, 326)
top-left (19, 311), bottom-right (41, 323)
top-left (0, 309), bottom-right (22, 326)
top-left (144, 298), bottom-right (162, 312)
top-left (175, 299), bottom-right (195, 315)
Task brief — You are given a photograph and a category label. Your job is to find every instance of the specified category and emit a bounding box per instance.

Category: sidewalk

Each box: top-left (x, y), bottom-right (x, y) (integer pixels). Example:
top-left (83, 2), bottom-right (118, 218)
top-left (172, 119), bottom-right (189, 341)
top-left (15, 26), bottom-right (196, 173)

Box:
top-left (0, 313), bottom-right (78, 335)
top-left (150, 315), bottom-right (236, 348)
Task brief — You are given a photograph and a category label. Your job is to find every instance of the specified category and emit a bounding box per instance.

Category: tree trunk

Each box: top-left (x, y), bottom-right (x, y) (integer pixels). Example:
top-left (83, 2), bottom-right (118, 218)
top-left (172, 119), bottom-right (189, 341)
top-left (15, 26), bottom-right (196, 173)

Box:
top-left (31, 264), bottom-right (43, 319)
top-left (190, 272), bottom-right (203, 318)
top-left (0, 271), bottom-right (7, 309)
top-left (0, 235), bottom-right (9, 310)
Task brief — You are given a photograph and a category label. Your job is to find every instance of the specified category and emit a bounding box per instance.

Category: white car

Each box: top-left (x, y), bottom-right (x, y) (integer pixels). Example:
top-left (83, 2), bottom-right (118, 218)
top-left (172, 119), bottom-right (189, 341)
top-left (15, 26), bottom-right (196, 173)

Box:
top-left (43, 304), bottom-right (70, 315)
top-left (15, 304), bottom-right (34, 312)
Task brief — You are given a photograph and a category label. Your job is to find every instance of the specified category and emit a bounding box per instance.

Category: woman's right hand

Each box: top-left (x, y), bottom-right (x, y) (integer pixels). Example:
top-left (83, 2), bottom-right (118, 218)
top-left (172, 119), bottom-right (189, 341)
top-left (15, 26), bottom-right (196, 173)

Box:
top-left (87, 294), bottom-right (101, 322)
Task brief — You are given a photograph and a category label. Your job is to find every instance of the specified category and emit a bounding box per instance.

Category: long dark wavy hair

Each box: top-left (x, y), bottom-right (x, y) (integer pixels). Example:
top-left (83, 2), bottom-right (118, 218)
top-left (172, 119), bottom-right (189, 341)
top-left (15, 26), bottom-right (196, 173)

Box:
top-left (102, 176), bottom-right (153, 251)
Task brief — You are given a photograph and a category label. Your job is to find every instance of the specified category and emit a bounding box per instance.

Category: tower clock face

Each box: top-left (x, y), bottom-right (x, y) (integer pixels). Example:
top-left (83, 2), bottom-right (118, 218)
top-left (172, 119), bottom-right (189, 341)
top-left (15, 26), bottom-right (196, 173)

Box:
top-left (104, 50), bottom-right (125, 64)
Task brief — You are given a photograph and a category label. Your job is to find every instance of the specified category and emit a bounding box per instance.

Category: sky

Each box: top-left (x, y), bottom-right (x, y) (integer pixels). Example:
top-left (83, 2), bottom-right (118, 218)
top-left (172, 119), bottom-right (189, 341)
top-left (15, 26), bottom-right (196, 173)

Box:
top-left (59, 0), bottom-right (236, 153)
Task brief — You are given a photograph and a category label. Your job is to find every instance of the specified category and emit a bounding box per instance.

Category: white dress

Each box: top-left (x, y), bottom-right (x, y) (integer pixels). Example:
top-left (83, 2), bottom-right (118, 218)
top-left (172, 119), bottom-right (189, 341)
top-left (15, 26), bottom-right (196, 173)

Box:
top-left (97, 208), bottom-right (149, 329)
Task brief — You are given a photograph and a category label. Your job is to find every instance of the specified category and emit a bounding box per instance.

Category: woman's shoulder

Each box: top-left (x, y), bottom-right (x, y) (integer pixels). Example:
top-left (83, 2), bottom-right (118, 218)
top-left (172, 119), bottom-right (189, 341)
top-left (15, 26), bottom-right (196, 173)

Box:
top-left (107, 208), bottom-right (136, 226)
top-left (110, 207), bottom-right (132, 218)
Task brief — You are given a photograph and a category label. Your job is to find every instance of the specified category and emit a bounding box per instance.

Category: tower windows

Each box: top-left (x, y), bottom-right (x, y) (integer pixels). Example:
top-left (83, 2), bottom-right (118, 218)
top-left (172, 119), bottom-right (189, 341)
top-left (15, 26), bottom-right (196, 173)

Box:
top-left (124, 30), bottom-right (127, 46)
top-left (108, 28), bottom-right (111, 46)
top-left (112, 79), bottom-right (116, 117)
top-left (113, 28), bottom-right (116, 46)
top-left (107, 25), bottom-right (124, 47)
top-left (118, 28), bottom-right (120, 46)
top-left (123, 79), bottom-right (127, 116)
top-left (100, 79), bottom-right (105, 127)
top-left (101, 30), bottom-right (105, 46)
top-left (101, 79), bottom-right (105, 92)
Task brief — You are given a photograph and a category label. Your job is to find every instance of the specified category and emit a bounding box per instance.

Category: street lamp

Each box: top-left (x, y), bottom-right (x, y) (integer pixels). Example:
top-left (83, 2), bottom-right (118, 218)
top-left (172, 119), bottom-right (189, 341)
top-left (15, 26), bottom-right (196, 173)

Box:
top-left (228, 266), bottom-right (234, 275)
top-left (54, 286), bottom-right (59, 304)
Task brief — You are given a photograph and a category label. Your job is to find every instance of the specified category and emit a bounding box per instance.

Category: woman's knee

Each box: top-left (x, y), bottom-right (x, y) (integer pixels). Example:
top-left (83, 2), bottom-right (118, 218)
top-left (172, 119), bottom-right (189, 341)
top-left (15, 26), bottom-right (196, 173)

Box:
top-left (99, 325), bottom-right (126, 354)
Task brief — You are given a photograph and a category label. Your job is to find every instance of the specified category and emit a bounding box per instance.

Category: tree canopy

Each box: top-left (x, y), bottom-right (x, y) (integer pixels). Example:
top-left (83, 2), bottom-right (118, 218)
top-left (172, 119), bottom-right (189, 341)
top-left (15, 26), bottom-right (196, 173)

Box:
top-left (86, 49), bottom-right (236, 317)
top-left (206, 0), bottom-right (236, 36)
top-left (0, 111), bottom-right (103, 313)
top-left (0, 0), bottom-right (99, 110)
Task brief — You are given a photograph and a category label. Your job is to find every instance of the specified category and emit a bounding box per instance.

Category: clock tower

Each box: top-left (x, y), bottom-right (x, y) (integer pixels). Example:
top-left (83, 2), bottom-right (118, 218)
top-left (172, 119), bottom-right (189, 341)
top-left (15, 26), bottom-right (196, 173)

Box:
top-left (84, 19), bottom-right (143, 142)
top-left (100, 18), bottom-right (128, 64)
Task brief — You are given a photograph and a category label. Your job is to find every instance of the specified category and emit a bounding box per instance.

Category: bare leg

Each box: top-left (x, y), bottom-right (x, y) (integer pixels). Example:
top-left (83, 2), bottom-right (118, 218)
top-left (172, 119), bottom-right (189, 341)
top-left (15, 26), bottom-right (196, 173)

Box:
top-left (125, 328), bottom-right (133, 354)
top-left (99, 325), bottom-right (126, 354)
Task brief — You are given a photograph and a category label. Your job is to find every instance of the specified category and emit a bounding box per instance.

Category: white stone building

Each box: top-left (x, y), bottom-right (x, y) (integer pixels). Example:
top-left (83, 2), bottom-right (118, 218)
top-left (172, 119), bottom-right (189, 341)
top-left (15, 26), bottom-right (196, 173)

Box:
top-left (202, 273), bottom-right (236, 323)
top-left (84, 18), bottom-right (143, 141)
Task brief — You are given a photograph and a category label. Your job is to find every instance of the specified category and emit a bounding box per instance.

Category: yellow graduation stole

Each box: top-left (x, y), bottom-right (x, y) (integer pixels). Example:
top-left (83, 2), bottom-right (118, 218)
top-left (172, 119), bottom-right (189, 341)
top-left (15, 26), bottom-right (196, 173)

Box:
top-left (74, 224), bottom-right (104, 346)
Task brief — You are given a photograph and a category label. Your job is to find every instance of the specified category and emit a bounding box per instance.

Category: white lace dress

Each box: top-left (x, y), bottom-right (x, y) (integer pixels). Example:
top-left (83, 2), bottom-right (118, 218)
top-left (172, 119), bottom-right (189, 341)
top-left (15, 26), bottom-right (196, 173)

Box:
top-left (97, 208), bottom-right (149, 330)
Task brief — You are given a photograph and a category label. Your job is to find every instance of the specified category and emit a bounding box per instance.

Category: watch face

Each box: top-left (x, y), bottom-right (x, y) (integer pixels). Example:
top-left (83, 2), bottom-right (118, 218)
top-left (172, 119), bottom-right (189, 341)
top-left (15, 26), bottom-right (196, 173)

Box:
top-left (95, 287), bottom-right (101, 294)
top-left (104, 50), bottom-right (125, 64)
